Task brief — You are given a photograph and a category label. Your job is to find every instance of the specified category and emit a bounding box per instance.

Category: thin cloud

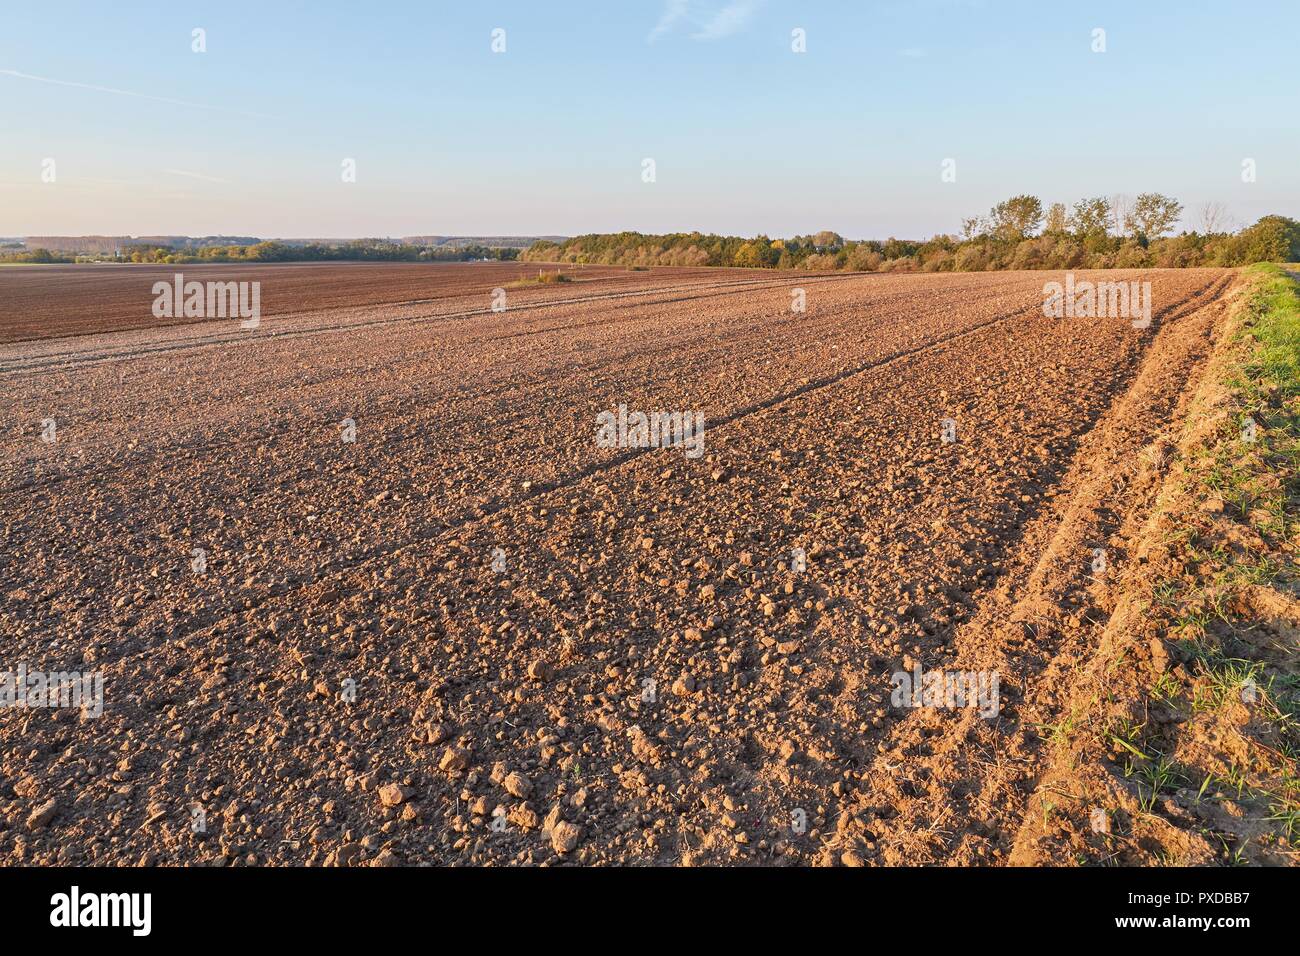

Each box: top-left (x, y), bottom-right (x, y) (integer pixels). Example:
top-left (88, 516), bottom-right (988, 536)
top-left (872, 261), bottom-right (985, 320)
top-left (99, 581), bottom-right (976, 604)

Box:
top-left (648, 0), bottom-right (689, 42)
top-left (163, 168), bottom-right (230, 184)
top-left (649, 1), bottom-right (762, 43)
top-left (691, 0), bottom-right (761, 41)
top-left (0, 69), bottom-right (276, 119)
top-left (81, 177), bottom-right (154, 186)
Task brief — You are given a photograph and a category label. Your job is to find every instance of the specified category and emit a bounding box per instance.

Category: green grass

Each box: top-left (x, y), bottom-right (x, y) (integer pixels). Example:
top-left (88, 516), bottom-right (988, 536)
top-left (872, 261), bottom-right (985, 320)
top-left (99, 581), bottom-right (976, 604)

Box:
top-left (1185, 263), bottom-right (1300, 557)
top-left (1189, 656), bottom-right (1265, 714)
top-left (1034, 712), bottom-right (1079, 748)
top-left (1241, 263), bottom-right (1300, 393)
top-left (1105, 266), bottom-right (1300, 856)
top-left (1135, 756), bottom-right (1183, 813)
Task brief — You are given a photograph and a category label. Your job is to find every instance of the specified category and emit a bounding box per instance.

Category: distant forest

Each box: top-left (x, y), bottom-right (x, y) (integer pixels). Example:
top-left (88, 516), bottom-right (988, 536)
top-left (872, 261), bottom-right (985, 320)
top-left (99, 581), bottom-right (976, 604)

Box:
top-left (9, 194), bottom-right (1298, 270)
top-left (521, 195), bottom-right (1300, 272)
top-left (117, 241), bottom-right (522, 265)
top-left (2, 240), bottom-right (522, 265)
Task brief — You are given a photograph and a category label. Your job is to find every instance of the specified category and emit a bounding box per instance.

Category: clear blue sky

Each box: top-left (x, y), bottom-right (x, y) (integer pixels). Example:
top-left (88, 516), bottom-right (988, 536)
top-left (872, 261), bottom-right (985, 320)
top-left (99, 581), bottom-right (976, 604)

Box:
top-left (1, 0), bottom-right (1295, 239)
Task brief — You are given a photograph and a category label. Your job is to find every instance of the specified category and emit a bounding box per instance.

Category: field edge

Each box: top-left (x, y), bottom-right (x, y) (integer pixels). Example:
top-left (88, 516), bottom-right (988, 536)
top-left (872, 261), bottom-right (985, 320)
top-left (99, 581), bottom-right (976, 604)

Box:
top-left (1009, 265), bottom-right (1300, 865)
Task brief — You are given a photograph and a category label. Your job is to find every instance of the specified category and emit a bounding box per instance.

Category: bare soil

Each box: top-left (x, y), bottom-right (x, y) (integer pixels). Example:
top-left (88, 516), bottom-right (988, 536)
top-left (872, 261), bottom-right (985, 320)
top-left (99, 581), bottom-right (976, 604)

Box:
top-left (0, 264), bottom-right (1239, 865)
top-left (0, 261), bottom-right (735, 344)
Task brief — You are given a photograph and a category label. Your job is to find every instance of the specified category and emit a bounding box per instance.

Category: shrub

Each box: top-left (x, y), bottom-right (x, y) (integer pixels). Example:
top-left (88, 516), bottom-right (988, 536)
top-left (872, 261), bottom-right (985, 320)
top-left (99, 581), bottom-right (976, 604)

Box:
top-left (922, 250), bottom-right (954, 272)
top-left (954, 244), bottom-right (989, 272)
top-left (1045, 239), bottom-right (1085, 269)
top-left (1114, 241), bottom-right (1153, 268)
top-left (845, 245), bottom-right (883, 271)
top-left (802, 253), bottom-right (839, 270)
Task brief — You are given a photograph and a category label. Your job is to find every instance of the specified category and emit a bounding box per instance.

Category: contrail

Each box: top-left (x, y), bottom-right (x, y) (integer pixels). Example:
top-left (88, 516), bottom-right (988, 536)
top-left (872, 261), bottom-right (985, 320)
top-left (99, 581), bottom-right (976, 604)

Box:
top-left (163, 168), bottom-right (230, 184)
top-left (0, 69), bottom-right (276, 119)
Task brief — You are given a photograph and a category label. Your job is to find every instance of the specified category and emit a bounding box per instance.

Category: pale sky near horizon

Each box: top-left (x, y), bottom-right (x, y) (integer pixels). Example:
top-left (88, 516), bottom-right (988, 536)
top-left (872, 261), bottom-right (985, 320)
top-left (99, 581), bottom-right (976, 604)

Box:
top-left (1, 0), bottom-right (1295, 240)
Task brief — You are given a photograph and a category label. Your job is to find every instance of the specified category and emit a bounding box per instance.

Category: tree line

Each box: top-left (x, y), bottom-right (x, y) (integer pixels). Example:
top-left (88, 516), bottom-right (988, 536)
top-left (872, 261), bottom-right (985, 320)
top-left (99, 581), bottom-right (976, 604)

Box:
top-left (520, 197), bottom-right (1300, 272)
top-left (117, 240), bottom-right (521, 264)
top-left (9, 197), bottom-right (1297, 270)
top-left (0, 240), bottom-right (522, 265)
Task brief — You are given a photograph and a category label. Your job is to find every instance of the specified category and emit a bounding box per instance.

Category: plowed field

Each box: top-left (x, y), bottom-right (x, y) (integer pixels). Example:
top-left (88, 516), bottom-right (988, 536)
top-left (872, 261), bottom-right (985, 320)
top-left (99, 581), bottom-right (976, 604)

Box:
top-left (0, 263), bottom-right (1236, 865)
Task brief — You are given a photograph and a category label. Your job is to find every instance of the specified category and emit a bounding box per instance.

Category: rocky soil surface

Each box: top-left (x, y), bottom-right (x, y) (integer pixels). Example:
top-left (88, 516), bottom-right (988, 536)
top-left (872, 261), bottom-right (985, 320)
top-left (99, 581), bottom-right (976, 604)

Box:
top-left (0, 264), bottom-right (1234, 865)
top-left (0, 260), bottom-right (689, 343)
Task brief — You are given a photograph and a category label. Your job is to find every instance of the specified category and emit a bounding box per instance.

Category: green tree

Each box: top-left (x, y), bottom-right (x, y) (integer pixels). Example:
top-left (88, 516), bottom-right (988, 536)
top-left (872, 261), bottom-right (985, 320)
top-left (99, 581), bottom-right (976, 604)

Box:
top-left (733, 242), bottom-right (762, 268)
top-left (1069, 197), bottom-right (1111, 239)
top-left (1044, 202), bottom-right (1068, 234)
top-left (989, 195), bottom-right (1044, 240)
top-left (1236, 215), bottom-right (1300, 263)
top-left (1125, 193), bottom-right (1183, 240)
